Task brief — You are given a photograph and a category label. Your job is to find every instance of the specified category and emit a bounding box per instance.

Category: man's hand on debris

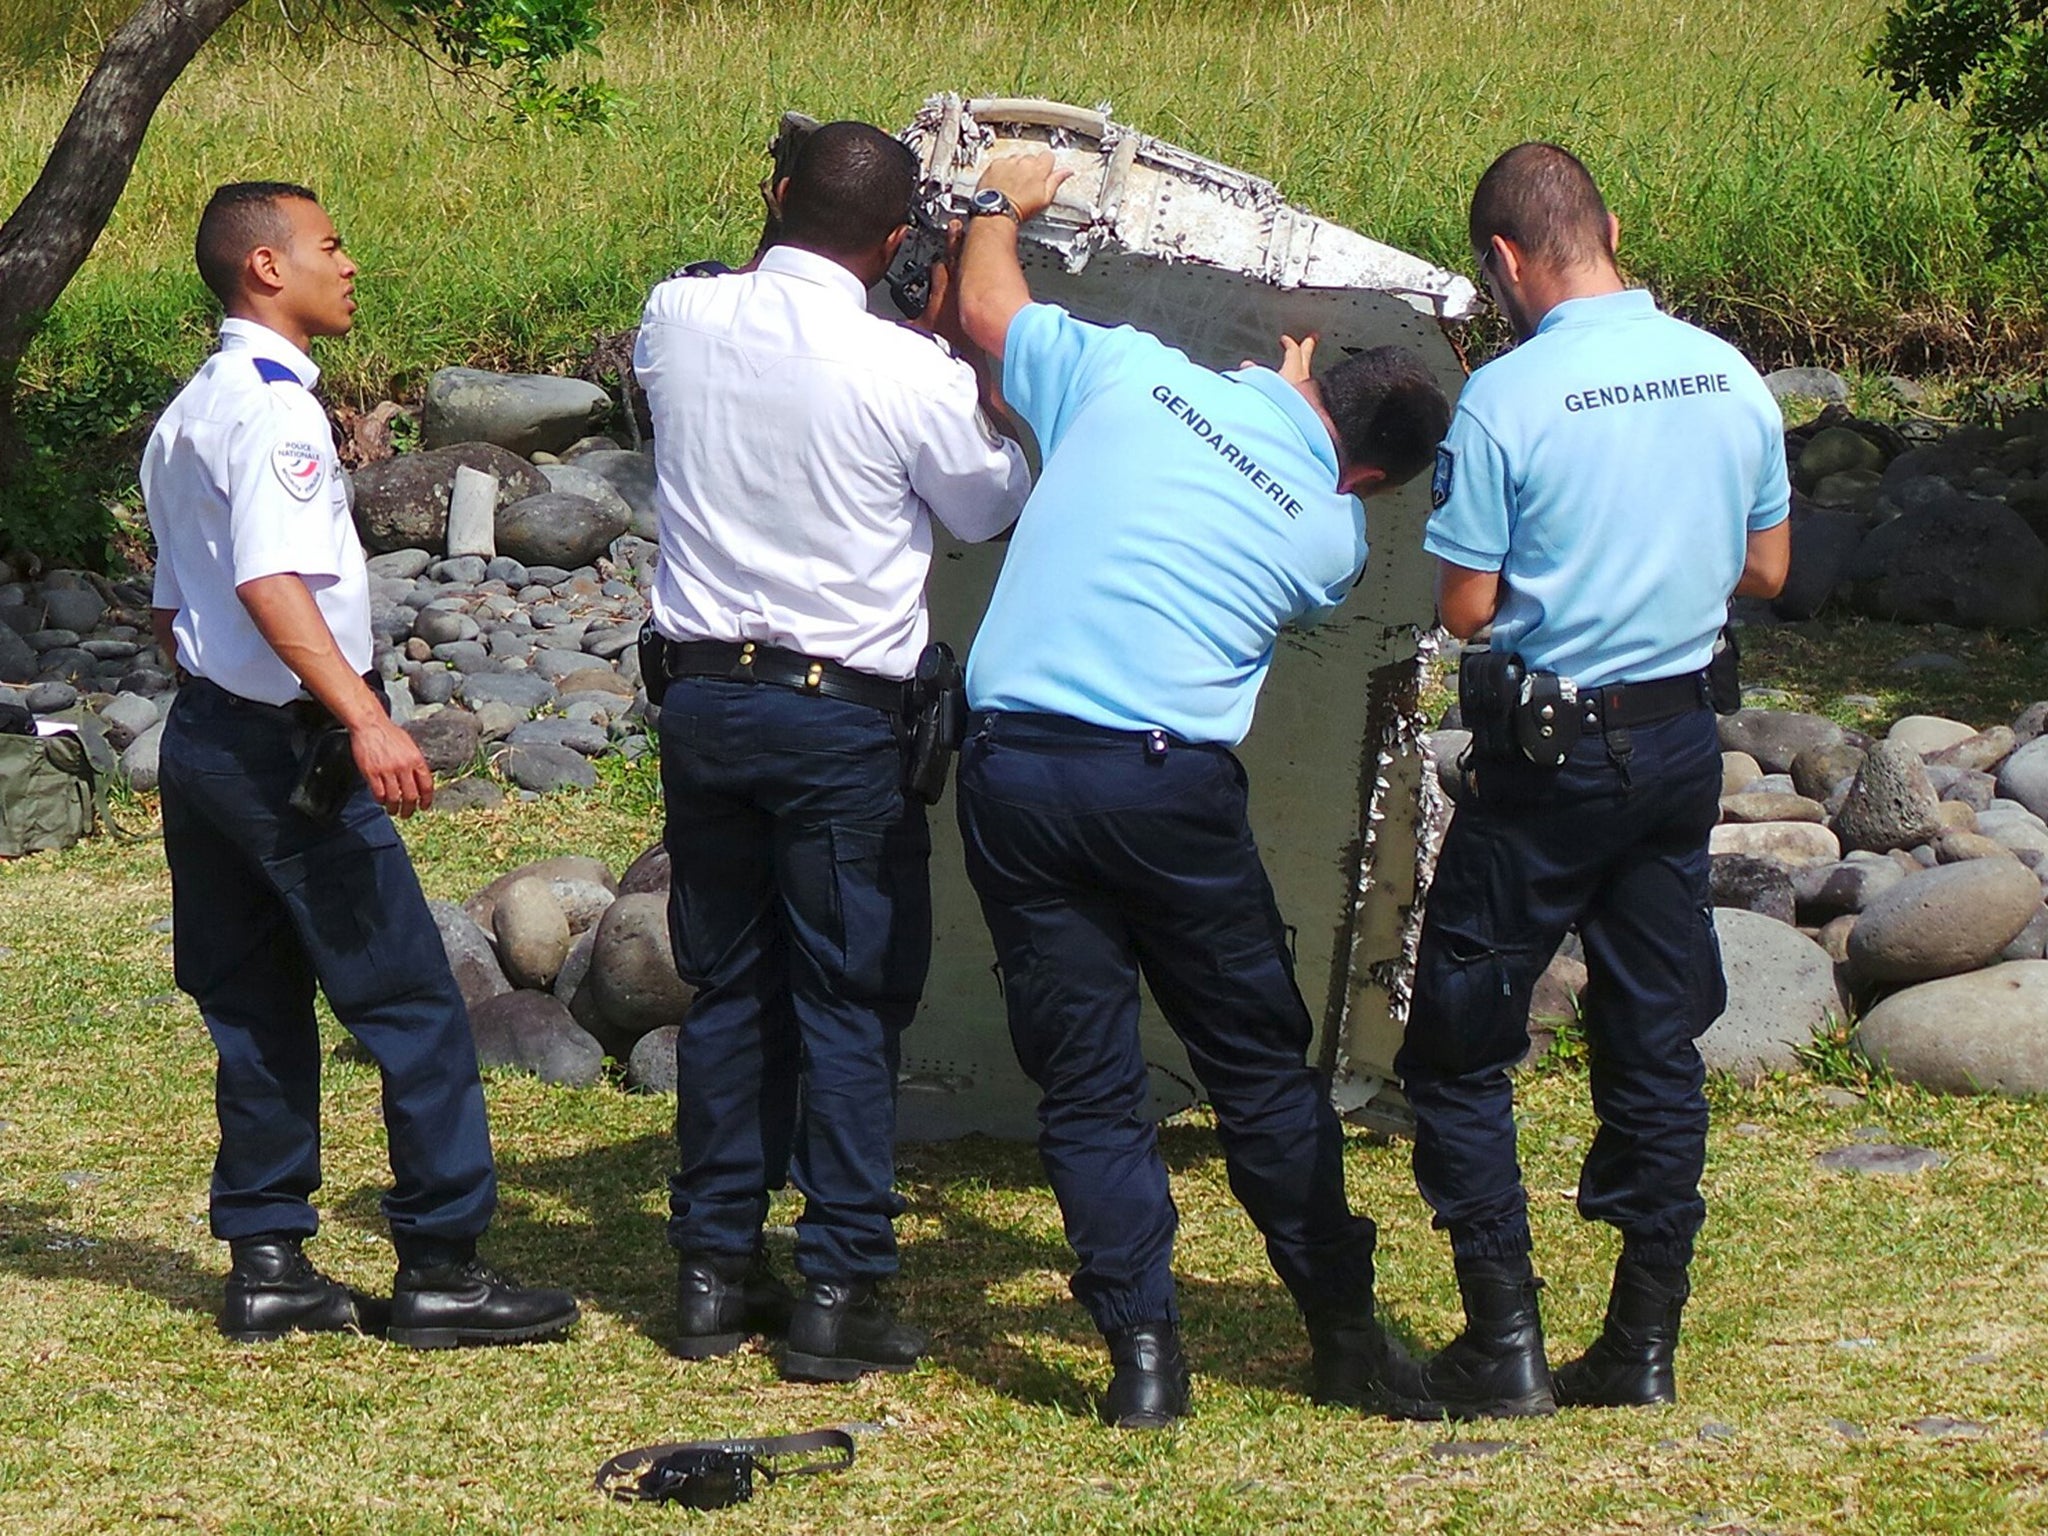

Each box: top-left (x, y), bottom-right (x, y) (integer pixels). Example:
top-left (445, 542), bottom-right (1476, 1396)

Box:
top-left (976, 150), bottom-right (1072, 223)
top-left (1240, 333), bottom-right (1317, 381)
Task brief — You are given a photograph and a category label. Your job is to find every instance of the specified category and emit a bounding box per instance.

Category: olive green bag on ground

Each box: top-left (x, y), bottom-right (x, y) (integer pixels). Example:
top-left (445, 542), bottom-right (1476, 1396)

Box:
top-left (0, 720), bottom-right (118, 858)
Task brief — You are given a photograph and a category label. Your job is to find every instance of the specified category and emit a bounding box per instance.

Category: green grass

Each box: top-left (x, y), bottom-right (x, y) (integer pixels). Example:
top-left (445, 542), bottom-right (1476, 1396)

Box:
top-left (6, 735), bottom-right (2048, 1532)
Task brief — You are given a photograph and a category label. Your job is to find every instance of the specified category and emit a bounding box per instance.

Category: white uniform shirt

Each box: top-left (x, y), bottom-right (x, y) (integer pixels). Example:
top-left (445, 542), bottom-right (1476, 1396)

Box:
top-left (634, 244), bottom-right (1030, 680)
top-left (143, 318), bottom-right (370, 706)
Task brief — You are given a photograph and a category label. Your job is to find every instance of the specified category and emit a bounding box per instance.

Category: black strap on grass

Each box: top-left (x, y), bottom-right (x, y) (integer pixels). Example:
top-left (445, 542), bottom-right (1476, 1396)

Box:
top-left (595, 1429), bottom-right (855, 1507)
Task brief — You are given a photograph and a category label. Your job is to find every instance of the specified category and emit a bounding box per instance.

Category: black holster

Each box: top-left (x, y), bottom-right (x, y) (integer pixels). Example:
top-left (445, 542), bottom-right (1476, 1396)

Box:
top-left (904, 641), bottom-right (966, 805)
top-left (1707, 624), bottom-right (1741, 715)
top-left (1458, 648), bottom-right (1580, 769)
top-left (637, 618), bottom-right (671, 704)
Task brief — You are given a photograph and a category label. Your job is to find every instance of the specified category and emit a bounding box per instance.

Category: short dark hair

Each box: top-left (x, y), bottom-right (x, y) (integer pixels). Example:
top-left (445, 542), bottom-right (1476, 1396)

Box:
top-left (195, 181), bottom-right (319, 305)
top-left (774, 121), bottom-right (916, 258)
top-left (1317, 346), bottom-right (1450, 486)
top-left (1468, 142), bottom-right (1613, 270)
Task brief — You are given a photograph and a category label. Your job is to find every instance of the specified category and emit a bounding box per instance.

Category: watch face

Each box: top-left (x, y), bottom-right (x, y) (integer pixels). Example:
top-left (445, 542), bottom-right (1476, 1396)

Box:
top-left (972, 189), bottom-right (1009, 216)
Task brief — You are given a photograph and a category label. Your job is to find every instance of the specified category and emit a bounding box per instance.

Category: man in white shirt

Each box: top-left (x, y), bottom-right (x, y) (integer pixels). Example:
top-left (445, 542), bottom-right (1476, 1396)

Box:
top-left (635, 121), bottom-right (1029, 1380)
top-left (145, 182), bottom-right (577, 1349)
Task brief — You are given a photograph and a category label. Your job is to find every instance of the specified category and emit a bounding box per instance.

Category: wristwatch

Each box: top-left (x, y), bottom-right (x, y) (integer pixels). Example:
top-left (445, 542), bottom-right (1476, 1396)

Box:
top-left (970, 188), bottom-right (1022, 224)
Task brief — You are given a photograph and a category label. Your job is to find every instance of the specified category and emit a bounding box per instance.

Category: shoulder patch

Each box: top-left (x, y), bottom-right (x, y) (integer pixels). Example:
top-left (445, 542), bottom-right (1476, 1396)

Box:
top-left (1431, 445), bottom-right (1455, 510)
top-left (253, 357), bottom-right (300, 386)
top-left (272, 438), bottom-right (328, 502)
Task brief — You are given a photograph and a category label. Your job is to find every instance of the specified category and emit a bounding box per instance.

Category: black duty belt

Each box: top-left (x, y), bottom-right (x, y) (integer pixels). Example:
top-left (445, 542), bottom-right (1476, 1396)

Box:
top-left (183, 672), bottom-right (383, 731)
top-left (665, 639), bottom-right (911, 715)
top-left (1576, 671), bottom-right (1711, 734)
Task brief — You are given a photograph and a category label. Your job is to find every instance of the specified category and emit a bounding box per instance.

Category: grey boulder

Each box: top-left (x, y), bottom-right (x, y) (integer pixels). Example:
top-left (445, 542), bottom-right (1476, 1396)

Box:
top-left (468, 990), bottom-right (605, 1087)
top-left (1996, 735), bottom-right (2048, 821)
top-left (1710, 854), bottom-right (1797, 925)
top-left (1842, 494), bottom-right (2048, 628)
top-left (492, 876), bottom-right (572, 990)
top-left (429, 899), bottom-right (511, 1013)
top-left (567, 449), bottom-right (659, 538)
top-left (1790, 852), bottom-right (1906, 921)
top-left (498, 741), bottom-right (598, 793)
top-left (404, 709), bottom-right (482, 777)
top-left (1765, 366), bottom-right (1850, 404)
top-left (1831, 739), bottom-right (1945, 854)
top-left (1772, 505), bottom-right (1865, 621)
top-left (457, 673), bottom-right (556, 714)
top-left (1719, 710), bottom-right (1847, 776)
top-left (626, 1024), bottom-right (681, 1093)
top-left (351, 443), bottom-right (547, 555)
top-left (1697, 908), bottom-right (1842, 1080)
top-left (1854, 961), bottom-right (2048, 1094)
top-left (1846, 858), bottom-right (2043, 986)
top-left (1929, 726), bottom-right (2017, 775)
top-left (538, 462), bottom-right (639, 538)
top-left (495, 491), bottom-right (628, 572)
top-left (96, 692), bottom-right (161, 752)
top-left (467, 854), bottom-right (616, 932)
top-left (620, 842), bottom-right (670, 896)
top-left (120, 720), bottom-right (164, 792)
top-left (586, 892), bottom-right (692, 1046)
top-left (421, 368), bottom-right (612, 459)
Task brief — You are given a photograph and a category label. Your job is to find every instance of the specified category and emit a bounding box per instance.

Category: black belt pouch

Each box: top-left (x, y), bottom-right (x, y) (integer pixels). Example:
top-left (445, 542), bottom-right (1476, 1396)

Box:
top-left (1457, 649), bottom-right (1525, 761)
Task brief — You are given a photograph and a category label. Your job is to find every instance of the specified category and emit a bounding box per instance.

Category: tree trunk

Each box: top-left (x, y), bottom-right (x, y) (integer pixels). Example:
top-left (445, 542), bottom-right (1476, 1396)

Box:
top-left (0, 0), bottom-right (251, 491)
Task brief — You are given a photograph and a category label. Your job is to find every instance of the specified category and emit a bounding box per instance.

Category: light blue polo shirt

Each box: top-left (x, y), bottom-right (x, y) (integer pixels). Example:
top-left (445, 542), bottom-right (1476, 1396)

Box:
top-left (964, 303), bottom-right (1368, 746)
top-left (1425, 289), bottom-right (1789, 688)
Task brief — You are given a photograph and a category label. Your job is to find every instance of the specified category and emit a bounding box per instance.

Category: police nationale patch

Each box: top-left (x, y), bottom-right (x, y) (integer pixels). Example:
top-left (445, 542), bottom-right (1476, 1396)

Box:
top-left (1431, 445), bottom-right (1455, 510)
top-left (272, 440), bottom-right (327, 502)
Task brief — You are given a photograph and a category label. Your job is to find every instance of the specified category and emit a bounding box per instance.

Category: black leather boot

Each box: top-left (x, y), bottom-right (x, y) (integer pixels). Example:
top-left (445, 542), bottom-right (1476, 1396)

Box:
top-left (1552, 1257), bottom-right (1689, 1408)
top-left (219, 1238), bottom-right (378, 1343)
top-left (1306, 1303), bottom-right (1409, 1411)
top-left (387, 1255), bottom-right (579, 1349)
top-left (1384, 1255), bottom-right (1557, 1420)
top-left (779, 1280), bottom-right (928, 1382)
top-left (1103, 1321), bottom-right (1191, 1429)
top-left (673, 1249), bottom-right (797, 1360)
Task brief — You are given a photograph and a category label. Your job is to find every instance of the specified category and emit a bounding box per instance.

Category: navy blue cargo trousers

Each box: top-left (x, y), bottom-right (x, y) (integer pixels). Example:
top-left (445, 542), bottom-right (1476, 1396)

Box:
top-left (956, 711), bottom-right (1376, 1335)
top-left (157, 678), bottom-right (498, 1258)
top-left (657, 678), bottom-right (930, 1284)
top-left (1396, 705), bottom-right (1726, 1271)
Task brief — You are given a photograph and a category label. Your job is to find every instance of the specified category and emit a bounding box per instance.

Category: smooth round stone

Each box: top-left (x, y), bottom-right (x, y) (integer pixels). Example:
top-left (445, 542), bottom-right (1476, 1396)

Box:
top-left (2001, 904), bottom-right (2048, 962)
top-left (27, 628), bottom-right (79, 651)
top-left (429, 555), bottom-right (489, 586)
top-left (507, 718), bottom-right (610, 758)
top-left (120, 721), bottom-right (164, 791)
top-left (1887, 715), bottom-right (1977, 756)
top-left (1710, 854), bottom-right (1796, 924)
top-left (547, 876), bottom-right (617, 936)
top-left (459, 673), bottom-right (556, 714)
top-left (41, 588), bottom-right (106, 632)
top-left (467, 854), bottom-right (616, 931)
top-left (530, 647), bottom-right (600, 682)
top-left (1791, 853), bottom-right (1907, 921)
top-left (495, 491), bottom-right (627, 571)
top-left (1931, 799), bottom-right (1978, 833)
top-left (471, 700), bottom-right (523, 742)
top-left (486, 556), bottom-right (530, 588)
top-left (1929, 725), bottom-right (2017, 775)
top-left (1721, 791), bottom-right (1825, 825)
top-left (1698, 909), bottom-right (1842, 1080)
top-left (367, 548), bottom-right (434, 580)
top-left (413, 667), bottom-right (458, 706)
top-left (493, 876), bottom-right (572, 990)
top-left (1720, 750), bottom-right (1763, 796)
top-left (404, 709), bottom-right (482, 777)
top-left (1934, 830), bottom-right (2013, 864)
top-left (1814, 1144), bottom-right (1948, 1175)
top-left (498, 741), bottom-right (598, 792)
top-left (80, 639), bottom-right (138, 661)
top-left (468, 990), bottom-right (605, 1087)
top-left (1719, 710), bottom-right (1847, 775)
top-left (427, 776), bottom-right (504, 814)
top-left (553, 666), bottom-right (632, 697)
top-left (96, 691), bottom-right (161, 751)
top-left (1847, 858), bottom-right (2042, 985)
top-left (412, 608), bottom-right (470, 646)
top-left (1855, 960), bottom-right (2048, 1093)
top-left (1791, 741), bottom-right (1865, 803)
top-left (626, 1024), bottom-right (681, 1092)
top-left (486, 630), bottom-right (535, 660)
top-left (428, 899), bottom-right (511, 1013)
top-left (620, 842), bottom-right (670, 896)
top-left (1710, 821), bottom-right (1841, 866)
top-left (552, 928), bottom-right (597, 1003)
top-left (25, 681), bottom-right (77, 713)
top-left (587, 892), bottom-right (693, 1045)
top-left (430, 639), bottom-right (492, 674)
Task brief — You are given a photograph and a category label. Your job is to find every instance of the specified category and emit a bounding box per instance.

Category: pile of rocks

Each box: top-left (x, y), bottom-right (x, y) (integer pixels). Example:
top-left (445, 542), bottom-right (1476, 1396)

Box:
top-left (429, 844), bottom-right (686, 1091)
top-left (1769, 386), bottom-right (2048, 629)
top-left (1431, 700), bottom-right (2048, 1096)
top-left (0, 367), bottom-right (664, 805)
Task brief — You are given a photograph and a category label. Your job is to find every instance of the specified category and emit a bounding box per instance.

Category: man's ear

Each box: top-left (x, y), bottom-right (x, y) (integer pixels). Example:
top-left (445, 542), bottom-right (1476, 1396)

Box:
top-left (767, 176), bottom-right (791, 218)
top-left (1338, 462), bottom-right (1389, 497)
top-left (1489, 233), bottom-right (1523, 288)
top-left (245, 242), bottom-right (287, 297)
top-left (1606, 211), bottom-right (1621, 257)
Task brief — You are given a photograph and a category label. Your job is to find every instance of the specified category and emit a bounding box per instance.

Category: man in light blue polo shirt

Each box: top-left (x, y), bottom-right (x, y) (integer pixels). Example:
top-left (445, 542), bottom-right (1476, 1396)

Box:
top-left (1387, 143), bottom-right (1790, 1423)
top-left (953, 149), bottom-right (1450, 1429)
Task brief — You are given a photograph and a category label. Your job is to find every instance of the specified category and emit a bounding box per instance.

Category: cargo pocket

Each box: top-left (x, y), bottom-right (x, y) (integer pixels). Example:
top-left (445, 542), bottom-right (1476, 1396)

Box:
top-left (273, 814), bottom-right (435, 1017)
top-left (1410, 923), bottom-right (1532, 1076)
top-left (1688, 904), bottom-right (1728, 1039)
top-left (830, 812), bottom-right (933, 1010)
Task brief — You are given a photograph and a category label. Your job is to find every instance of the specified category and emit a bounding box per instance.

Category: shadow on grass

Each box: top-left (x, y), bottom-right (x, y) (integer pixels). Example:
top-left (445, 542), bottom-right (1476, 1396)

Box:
top-left (314, 1117), bottom-right (1415, 1413)
top-left (0, 1201), bottom-right (219, 1318)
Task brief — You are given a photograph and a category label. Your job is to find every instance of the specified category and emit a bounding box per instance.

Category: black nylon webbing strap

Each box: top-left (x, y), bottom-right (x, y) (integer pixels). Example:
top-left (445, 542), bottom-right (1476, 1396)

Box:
top-left (594, 1428), bottom-right (856, 1506)
top-left (1577, 670), bottom-right (1710, 733)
